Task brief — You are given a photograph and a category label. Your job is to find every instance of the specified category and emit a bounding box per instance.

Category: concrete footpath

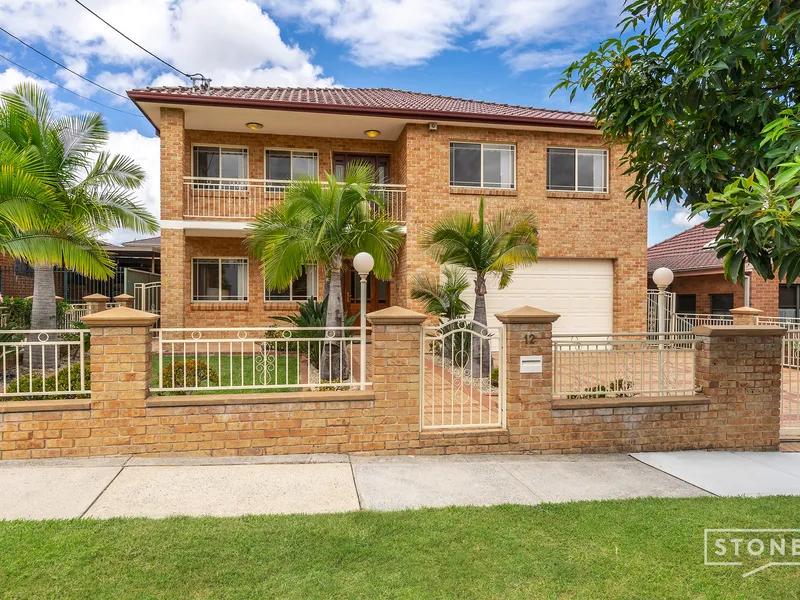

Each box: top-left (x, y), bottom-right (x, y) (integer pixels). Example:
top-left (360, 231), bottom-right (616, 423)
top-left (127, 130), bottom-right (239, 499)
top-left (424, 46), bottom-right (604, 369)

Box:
top-left (1, 451), bottom-right (799, 520)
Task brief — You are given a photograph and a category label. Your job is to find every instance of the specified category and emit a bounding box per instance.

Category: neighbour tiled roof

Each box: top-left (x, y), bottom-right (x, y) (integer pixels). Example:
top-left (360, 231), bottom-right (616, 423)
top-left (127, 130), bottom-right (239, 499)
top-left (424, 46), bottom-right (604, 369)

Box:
top-left (127, 87), bottom-right (595, 127)
top-left (648, 223), bottom-right (727, 273)
top-left (122, 236), bottom-right (161, 247)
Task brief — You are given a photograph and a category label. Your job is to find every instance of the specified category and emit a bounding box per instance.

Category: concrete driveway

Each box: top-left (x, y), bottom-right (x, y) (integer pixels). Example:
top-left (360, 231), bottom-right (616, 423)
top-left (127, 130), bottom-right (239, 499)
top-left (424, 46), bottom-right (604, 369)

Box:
top-left (0, 451), bottom-right (797, 520)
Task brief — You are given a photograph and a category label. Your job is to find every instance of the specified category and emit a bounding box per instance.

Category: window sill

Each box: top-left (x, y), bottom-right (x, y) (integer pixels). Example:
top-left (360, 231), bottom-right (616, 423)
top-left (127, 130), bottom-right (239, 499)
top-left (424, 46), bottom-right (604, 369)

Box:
top-left (190, 302), bottom-right (249, 311)
top-left (449, 187), bottom-right (517, 196)
top-left (546, 191), bottom-right (609, 200)
top-left (551, 394), bottom-right (709, 410)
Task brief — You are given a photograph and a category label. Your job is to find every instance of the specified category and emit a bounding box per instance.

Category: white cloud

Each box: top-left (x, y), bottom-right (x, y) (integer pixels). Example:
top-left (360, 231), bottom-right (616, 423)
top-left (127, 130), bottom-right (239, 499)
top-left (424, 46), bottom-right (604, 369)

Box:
top-left (265, 0), bottom-right (622, 69)
top-left (670, 207), bottom-right (706, 229)
top-left (504, 49), bottom-right (584, 72)
top-left (0, 0), bottom-right (335, 92)
top-left (0, 66), bottom-right (56, 92)
top-left (103, 130), bottom-right (160, 244)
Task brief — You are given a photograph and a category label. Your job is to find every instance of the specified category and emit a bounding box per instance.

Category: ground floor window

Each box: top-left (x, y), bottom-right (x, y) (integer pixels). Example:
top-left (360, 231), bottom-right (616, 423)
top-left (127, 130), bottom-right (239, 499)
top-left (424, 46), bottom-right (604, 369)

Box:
top-left (192, 258), bottom-right (248, 302)
top-left (264, 265), bottom-right (317, 302)
top-left (675, 294), bottom-right (696, 313)
top-left (779, 284), bottom-right (800, 319)
top-left (709, 293), bottom-right (734, 315)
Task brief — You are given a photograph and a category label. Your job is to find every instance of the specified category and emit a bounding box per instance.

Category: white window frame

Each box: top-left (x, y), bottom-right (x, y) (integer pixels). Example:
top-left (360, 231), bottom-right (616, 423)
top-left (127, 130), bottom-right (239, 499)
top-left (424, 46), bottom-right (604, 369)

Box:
top-left (546, 147), bottom-right (609, 193)
top-left (191, 257), bottom-right (249, 303)
top-left (449, 142), bottom-right (516, 189)
top-left (191, 144), bottom-right (249, 188)
top-left (264, 148), bottom-right (319, 181)
top-left (264, 265), bottom-right (318, 302)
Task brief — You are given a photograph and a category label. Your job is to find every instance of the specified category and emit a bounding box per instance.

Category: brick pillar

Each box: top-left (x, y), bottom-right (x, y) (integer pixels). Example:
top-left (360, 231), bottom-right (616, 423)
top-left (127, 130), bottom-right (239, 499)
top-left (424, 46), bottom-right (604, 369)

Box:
top-left (160, 107), bottom-right (185, 221)
top-left (694, 324), bottom-right (784, 450)
top-left (160, 228), bottom-right (186, 329)
top-left (495, 306), bottom-right (560, 452)
top-left (115, 293), bottom-right (135, 309)
top-left (82, 306), bottom-right (159, 455)
top-left (730, 306), bottom-right (763, 326)
top-left (366, 306), bottom-right (426, 453)
top-left (84, 293), bottom-right (109, 316)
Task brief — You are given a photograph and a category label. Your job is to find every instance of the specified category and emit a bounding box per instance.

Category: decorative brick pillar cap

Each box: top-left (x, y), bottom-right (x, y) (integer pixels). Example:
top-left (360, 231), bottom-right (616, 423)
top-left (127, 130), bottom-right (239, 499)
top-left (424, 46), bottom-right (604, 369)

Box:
top-left (366, 306), bottom-right (426, 325)
top-left (495, 306), bottom-right (560, 324)
top-left (82, 306), bottom-right (160, 327)
top-left (83, 293), bottom-right (110, 303)
top-left (693, 325), bottom-right (786, 336)
top-left (115, 293), bottom-right (135, 306)
top-left (730, 306), bottom-right (763, 317)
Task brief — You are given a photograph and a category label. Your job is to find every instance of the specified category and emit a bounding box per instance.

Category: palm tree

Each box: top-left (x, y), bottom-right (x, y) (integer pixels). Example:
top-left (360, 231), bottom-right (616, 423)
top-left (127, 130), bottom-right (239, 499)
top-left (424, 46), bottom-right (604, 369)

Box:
top-left (247, 163), bottom-right (404, 381)
top-left (421, 197), bottom-right (538, 376)
top-left (411, 265), bottom-right (471, 322)
top-left (0, 83), bottom-right (158, 366)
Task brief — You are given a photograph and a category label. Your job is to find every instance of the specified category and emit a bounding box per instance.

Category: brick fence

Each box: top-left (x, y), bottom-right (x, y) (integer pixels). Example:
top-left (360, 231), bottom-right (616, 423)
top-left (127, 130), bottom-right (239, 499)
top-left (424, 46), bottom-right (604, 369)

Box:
top-left (0, 305), bottom-right (784, 459)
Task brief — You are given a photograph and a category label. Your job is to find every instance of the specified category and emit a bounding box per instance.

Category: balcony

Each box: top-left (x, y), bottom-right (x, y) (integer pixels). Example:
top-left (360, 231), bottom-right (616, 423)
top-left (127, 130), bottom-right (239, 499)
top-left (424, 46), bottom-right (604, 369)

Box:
top-left (183, 177), bottom-right (406, 223)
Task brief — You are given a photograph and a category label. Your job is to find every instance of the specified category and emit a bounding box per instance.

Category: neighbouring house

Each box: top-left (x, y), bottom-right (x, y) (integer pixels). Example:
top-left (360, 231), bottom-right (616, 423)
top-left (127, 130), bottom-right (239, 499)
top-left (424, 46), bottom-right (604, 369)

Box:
top-left (648, 222), bottom-right (788, 317)
top-left (127, 86), bottom-right (647, 334)
top-left (0, 237), bottom-right (161, 302)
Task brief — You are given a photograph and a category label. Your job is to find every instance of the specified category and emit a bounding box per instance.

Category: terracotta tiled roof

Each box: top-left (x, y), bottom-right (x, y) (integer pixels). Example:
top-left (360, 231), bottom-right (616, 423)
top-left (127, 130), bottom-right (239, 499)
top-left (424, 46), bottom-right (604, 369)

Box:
top-left (648, 223), bottom-right (729, 274)
top-left (127, 86), bottom-right (595, 127)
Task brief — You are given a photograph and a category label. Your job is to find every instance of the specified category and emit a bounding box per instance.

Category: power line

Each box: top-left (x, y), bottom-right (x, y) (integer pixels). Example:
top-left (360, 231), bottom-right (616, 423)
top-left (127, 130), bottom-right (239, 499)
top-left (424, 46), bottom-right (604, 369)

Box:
top-left (0, 26), bottom-right (130, 101)
top-left (0, 53), bottom-right (145, 118)
top-left (72, 0), bottom-right (210, 89)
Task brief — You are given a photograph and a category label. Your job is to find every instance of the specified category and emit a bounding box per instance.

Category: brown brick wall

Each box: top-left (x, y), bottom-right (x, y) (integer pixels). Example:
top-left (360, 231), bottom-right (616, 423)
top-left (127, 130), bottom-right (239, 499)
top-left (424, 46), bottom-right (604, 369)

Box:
top-left (399, 124), bottom-right (648, 332)
top-left (0, 308), bottom-right (782, 459)
top-left (160, 111), bottom-right (647, 332)
top-left (661, 272), bottom-right (779, 315)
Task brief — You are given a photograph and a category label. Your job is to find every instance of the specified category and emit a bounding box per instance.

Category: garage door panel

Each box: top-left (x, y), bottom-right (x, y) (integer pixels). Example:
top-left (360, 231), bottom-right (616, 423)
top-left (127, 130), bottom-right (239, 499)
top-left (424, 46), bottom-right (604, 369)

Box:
top-left (461, 259), bottom-right (614, 335)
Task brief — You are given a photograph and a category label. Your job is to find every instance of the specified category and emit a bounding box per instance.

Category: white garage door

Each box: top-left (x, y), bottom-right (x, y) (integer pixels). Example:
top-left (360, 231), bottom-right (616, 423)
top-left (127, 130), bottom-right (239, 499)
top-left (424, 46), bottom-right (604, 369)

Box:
top-left (462, 259), bottom-right (614, 335)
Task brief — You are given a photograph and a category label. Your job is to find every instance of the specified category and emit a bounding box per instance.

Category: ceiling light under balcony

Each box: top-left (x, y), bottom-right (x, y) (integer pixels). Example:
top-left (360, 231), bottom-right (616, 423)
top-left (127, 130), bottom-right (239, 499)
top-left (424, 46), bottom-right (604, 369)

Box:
top-left (364, 129), bottom-right (380, 138)
top-left (246, 122), bottom-right (264, 130)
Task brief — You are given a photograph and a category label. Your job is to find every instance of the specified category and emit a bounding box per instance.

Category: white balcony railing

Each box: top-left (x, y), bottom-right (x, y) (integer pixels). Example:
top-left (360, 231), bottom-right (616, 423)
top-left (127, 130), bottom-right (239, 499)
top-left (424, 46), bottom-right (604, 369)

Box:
top-left (183, 177), bottom-right (406, 223)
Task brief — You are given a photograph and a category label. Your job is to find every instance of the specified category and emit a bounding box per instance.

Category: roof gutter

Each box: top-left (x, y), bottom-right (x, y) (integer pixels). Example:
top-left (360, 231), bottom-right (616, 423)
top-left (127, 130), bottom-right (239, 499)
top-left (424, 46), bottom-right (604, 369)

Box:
top-left (127, 91), bottom-right (597, 130)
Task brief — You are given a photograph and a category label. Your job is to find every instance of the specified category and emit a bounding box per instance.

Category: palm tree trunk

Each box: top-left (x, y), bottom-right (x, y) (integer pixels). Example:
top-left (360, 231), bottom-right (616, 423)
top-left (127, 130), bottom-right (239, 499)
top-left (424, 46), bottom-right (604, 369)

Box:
top-left (470, 273), bottom-right (491, 378)
top-left (321, 252), bottom-right (350, 382)
top-left (29, 263), bottom-right (57, 370)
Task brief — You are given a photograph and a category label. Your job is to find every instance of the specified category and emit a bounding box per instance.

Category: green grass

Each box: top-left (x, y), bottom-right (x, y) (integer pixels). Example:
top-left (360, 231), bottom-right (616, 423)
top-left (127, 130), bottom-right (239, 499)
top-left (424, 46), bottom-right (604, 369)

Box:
top-left (1, 497), bottom-right (799, 599)
top-left (151, 354), bottom-right (299, 394)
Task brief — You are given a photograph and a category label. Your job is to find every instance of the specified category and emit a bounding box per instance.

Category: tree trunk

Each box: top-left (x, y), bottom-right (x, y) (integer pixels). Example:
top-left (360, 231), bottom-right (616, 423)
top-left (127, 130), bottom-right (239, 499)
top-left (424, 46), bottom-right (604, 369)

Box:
top-left (320, 253), bottom-right (350, 382)
top-left (469, 273), bottom-right (492, 378)
top-left (29, 263), bottom-right (57, 370)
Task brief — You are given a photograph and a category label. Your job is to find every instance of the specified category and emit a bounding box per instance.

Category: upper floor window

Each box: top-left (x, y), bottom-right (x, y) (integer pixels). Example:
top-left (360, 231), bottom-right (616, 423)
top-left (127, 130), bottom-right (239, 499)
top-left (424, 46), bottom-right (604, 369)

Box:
top-left (265, 150), bottom-right (318, 181)
top-left (192, 146), bottom-right (248, 185)
top-left (547, 148), bottom-right (608, 193)
top-left (264, 265), bottom-right (318, 302)
top-left (192, 258), bottom-right (248, 302)
top-left (450, 142), bottom-right (515, 189)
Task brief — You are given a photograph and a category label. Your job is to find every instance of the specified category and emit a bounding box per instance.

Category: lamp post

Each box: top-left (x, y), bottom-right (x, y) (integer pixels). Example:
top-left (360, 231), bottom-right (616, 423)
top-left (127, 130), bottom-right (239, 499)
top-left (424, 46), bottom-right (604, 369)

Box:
top-left (352, 252), bottom-right (374, 391)
top-left (652, 267), bottom-right (674, 396)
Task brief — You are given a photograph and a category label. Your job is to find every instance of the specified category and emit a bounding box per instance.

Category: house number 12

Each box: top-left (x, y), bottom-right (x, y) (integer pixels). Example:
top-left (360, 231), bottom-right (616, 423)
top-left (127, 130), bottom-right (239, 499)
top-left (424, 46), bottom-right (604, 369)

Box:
top-left (523, 333), bottom-right (537, 345)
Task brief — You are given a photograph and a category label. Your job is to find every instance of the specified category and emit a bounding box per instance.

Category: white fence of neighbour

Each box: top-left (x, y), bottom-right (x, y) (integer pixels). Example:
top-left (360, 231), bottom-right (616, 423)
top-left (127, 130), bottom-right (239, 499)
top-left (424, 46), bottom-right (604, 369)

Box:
top-left (183, 177), bottom-right (407, 223)
top-left (0, 329), bottom-right (89, 398)
top-left (61, 304), bottom-right (87, 328)
top-left (672, 313), bottom-right (733, 333)
top-left (151, 326), bottom-right (370, 394)
top-left (757, 315), bottom-right (800, 331)
top-left (420, 319), bottom-right (505, 429)
top-left (646, 289), bottom-right (675, 334)
top-left (134, 281), bottom-right (161, 316)
top-left (553, 332), bottom-right (697, 399)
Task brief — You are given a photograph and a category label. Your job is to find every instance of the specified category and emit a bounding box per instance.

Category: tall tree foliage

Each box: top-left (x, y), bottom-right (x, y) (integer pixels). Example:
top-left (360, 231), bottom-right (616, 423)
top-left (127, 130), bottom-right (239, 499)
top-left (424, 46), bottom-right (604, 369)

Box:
top-left (554, 0), bottom-right (800, 281)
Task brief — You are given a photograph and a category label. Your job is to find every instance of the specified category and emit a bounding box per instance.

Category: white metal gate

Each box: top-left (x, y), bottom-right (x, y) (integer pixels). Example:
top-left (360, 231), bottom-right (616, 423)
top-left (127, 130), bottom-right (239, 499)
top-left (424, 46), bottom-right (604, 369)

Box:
top-left (134, 281), bottom-right (161, 315)
top-left (780, 329), bottom-right (800, 439)
top-left (420, 319), bottom-right (505, 429)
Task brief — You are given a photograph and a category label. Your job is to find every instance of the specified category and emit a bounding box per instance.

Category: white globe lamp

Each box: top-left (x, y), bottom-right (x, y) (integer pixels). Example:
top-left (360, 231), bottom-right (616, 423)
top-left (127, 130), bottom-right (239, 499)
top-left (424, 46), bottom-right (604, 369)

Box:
top-left (652, 267), bottom-right (674, 289)
top-left (353, 252), bottom-right (374, 275)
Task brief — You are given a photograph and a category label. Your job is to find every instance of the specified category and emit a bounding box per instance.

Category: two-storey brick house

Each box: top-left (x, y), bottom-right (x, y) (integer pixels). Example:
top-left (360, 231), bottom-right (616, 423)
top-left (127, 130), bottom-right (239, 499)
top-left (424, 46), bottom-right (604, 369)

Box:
top-left (127, 87), bottom-right (647, 334)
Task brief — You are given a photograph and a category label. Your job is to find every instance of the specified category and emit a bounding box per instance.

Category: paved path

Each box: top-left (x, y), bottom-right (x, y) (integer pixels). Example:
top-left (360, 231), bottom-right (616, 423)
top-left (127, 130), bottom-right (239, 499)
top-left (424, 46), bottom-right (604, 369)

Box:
top-left (1, 452), bottom-right (798, 520)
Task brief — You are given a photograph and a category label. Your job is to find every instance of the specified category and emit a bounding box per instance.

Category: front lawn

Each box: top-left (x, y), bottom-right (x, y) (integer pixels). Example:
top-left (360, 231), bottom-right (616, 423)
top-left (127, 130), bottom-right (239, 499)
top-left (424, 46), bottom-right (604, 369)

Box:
top-left (1, 496), bottom-right (799, 599)
top-left (151, 354), bottom-right (299, 394)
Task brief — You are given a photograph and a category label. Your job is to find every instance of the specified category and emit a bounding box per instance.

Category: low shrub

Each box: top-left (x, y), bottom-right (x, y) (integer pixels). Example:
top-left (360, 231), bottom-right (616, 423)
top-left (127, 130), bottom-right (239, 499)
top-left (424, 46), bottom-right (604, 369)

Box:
top-left (160, 359), bottom-right (219, 389)
top-left (490, 367), bottom-right (499, 387)
top-left (1, 297), bottom-right (73, 329)
top-left (10, 362), bottom-right (90, 400)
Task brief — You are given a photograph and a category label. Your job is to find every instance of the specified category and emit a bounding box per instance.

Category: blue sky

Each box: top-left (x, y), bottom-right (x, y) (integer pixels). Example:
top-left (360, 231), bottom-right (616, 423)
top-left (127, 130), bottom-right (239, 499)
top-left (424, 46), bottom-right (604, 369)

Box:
top-left (0, 0), bottom-right (700, 243)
